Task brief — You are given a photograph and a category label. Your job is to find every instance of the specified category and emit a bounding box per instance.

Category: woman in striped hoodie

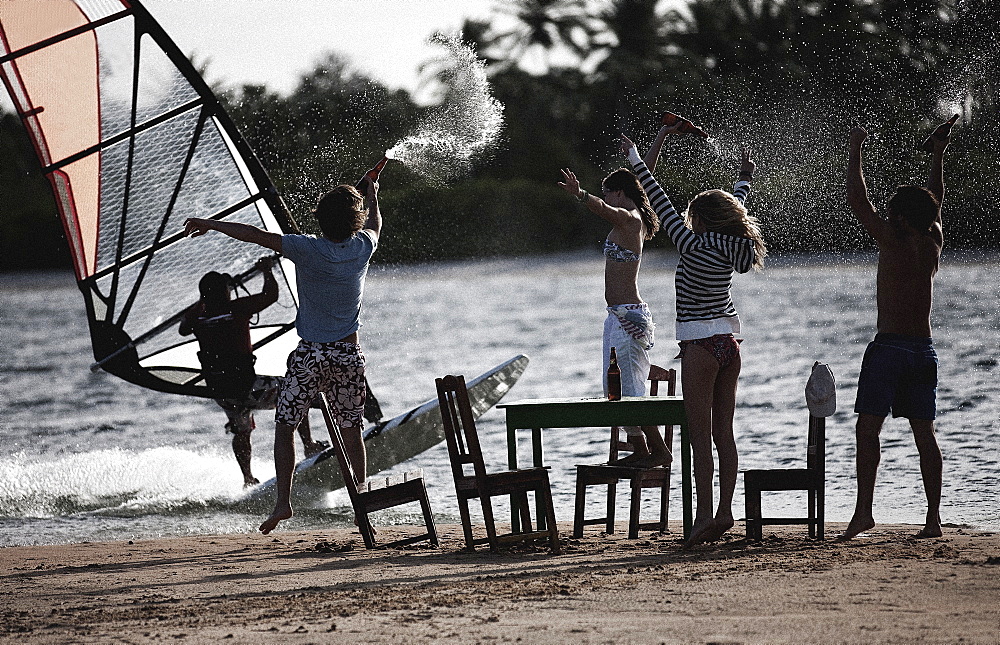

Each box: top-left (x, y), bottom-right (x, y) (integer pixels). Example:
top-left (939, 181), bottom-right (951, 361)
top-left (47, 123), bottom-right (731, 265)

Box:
top-left (622, 128), bottom-right (766, 546)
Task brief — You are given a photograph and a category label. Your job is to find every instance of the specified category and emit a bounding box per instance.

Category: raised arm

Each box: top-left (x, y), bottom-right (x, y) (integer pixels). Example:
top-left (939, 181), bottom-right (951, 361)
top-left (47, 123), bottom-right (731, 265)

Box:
top-left (360, 177), bottom-right (382, 239)
top-left (846, 125), bottom-right (885, 240)
top-left (184, 218), bottom-right (282, 252)
top-left (622, 134), bottom-right (696, 251)
top-left (557, 168), bottom-right (635, 228)
top-left (238, 257), bottom-right (280, 314)
top-left (925, 121), bottom-right (949, 221)
top-left (643, 125), bottom-right (670, 173)
top-left (733, 148), bottom-right (755, 204)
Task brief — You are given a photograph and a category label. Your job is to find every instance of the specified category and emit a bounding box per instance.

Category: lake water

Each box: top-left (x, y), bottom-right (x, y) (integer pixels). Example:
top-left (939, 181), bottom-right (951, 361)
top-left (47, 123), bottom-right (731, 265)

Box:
top-left (1, 250), bottom-right (998, 546)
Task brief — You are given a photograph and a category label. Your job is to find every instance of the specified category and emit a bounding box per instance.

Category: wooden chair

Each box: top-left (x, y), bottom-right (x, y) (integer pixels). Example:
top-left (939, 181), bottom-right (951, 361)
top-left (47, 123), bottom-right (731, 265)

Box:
top-left (743, 415), bottom-right (826, 541)
top-left (573, 365), bottom-right (676, 539)
top-left (435, 374), bottom-right (561, 553)
top-left (317, 392), bottom-right (439, 549)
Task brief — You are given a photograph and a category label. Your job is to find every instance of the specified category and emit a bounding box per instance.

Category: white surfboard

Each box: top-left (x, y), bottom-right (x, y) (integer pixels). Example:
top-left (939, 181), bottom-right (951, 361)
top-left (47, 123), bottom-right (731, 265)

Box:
top-left (244, 354), bottom-right (529, 503)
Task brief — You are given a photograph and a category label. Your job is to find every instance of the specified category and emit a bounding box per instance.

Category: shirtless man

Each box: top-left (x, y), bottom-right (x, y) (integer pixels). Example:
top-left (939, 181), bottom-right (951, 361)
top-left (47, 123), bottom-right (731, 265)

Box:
top-left (841, 119), bottom-right (951, 540)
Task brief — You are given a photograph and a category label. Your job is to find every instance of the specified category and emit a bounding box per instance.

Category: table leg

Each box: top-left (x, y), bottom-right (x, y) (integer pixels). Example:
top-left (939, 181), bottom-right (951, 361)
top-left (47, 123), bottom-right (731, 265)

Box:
top-left (680, 421), bottom-right (692, 539)
top-left (507, 423), bottom-right (520, 532)
top-left (532, 427), bottom-right (544, 530)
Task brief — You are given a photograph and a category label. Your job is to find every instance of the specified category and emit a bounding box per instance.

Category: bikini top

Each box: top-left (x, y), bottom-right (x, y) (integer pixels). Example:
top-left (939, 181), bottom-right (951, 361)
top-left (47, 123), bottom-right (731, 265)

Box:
top-left (603, 239), bottom-right (640, 263)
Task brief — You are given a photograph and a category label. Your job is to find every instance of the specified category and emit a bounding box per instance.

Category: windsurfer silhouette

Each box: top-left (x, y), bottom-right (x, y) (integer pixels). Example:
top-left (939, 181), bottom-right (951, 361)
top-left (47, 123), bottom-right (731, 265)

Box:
top-left (180, 257), bottom-right (327, 487)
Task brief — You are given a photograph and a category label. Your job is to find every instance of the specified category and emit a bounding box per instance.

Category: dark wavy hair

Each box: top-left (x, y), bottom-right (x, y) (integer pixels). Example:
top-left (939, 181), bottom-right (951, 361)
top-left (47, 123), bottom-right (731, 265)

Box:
top-left (315, 185), bottom-right (367, 241)
top-left (602, 169), bottom-right (659, 240)
top-left (887, 185), bottom-right (940, 233)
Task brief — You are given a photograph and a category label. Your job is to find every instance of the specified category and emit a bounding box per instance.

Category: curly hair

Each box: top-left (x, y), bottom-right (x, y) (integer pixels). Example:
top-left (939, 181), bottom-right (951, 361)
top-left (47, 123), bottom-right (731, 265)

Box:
top-left (315, 185), bottom-right (368, 241)
top-left (685, 189), bottom-right (767, 270)
top-left (602, 168), bottom-right (660, 240)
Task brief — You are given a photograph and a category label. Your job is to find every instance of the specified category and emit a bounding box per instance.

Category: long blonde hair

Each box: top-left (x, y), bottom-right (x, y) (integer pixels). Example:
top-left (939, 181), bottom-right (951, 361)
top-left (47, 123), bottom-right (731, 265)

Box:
top-left (685, 189), bottom-right (767, 270)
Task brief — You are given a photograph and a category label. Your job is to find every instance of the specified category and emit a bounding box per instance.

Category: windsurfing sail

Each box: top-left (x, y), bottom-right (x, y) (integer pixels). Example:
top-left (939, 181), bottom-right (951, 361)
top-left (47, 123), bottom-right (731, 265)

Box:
top-left (0, 0), bottom-right (302, 398)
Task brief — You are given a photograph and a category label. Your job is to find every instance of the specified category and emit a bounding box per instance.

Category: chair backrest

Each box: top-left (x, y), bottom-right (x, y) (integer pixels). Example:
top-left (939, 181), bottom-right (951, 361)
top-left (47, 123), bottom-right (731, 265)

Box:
top-left (436, 375), bottom-right (489, 484)
top-left (317, 392), bottom-right (363, 504)
top-left (806, 415), bottom-right (826, 483)
top-left (610, 365), bottom-right (677, 459)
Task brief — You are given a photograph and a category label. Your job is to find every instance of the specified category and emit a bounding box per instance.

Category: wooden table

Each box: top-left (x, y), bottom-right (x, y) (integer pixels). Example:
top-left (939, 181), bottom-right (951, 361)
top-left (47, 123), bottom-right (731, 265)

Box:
top-left (498, 396), bottom-right (692, 539)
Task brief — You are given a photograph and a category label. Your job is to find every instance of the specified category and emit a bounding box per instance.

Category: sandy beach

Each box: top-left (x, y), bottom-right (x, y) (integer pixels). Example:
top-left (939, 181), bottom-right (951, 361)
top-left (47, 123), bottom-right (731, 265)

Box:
top-left (3, 522), bottom-right (998, 644)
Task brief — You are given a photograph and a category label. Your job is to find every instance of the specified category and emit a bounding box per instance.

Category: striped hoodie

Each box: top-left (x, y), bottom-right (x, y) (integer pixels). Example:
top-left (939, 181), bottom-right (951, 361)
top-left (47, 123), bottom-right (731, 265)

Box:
top-left (627, 148), bottom-right (755, 341)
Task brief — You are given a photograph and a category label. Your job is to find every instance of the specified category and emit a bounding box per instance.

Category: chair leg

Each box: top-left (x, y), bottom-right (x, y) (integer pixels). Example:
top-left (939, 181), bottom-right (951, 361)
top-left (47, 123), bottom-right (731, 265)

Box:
top-left (745, 480), bottom-right (762, 541)
top-left (356, 510), bottom-right (377, 549)
top-left (808, 488), bottom-right (816, 538)
top-left (457, 497), bottom-right (476, 551)
top-left (573, 473), bottom-right (587, 538)
top-left (605, 479), bottom-right (618, 534)
top-left (480, 495), bottom-right (501, 552)
top-left (628, 477), bottom-right (642, 539)
top-left (817, 485), bottom-right (825, 540)
top-left (541, 481), bottom-right (561, 554)
top-left (516, 491), bottom-right (533, 533)
top-left (659, 467), bottom-right (670, 533)
top-left (418, 483), bottom-right (439, 546)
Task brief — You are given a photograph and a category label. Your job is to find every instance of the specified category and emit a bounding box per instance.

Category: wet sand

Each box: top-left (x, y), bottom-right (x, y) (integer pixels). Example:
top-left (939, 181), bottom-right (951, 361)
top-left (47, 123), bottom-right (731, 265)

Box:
top-left (3, 522), bottom-right (998, 644)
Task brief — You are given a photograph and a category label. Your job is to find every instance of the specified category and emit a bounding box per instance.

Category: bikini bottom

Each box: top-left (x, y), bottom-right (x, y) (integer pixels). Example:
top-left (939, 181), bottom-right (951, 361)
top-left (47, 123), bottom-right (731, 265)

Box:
top-left (676, 334), bottom-right (742, 370)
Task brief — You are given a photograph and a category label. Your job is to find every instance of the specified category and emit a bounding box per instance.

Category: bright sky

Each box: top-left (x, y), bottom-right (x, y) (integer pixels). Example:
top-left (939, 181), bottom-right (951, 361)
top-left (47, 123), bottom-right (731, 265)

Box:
top-left (145, 0), bottom-right (511, 100)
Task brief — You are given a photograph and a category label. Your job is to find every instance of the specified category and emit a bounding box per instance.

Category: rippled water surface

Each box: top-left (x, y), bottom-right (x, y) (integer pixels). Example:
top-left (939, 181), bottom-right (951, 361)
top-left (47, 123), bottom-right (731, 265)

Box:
top-left (1, 250), bottom-right (998, 545)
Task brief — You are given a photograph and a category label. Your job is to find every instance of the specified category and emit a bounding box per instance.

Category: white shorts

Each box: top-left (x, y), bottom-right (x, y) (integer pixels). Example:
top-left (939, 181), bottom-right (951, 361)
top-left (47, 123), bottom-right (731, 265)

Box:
top-left (603, 310), bottom-right (652, 436)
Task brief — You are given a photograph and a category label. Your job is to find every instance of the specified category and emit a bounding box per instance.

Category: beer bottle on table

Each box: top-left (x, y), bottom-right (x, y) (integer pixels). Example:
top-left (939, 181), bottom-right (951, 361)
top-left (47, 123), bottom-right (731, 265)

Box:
top-left (356, 156), bottom-right (389, 190)
top-left (921, 114), bottom-right (959, 153)
top-left (607, 347), bottom-right (622, 401)
top-left (661, 111), bottom-right (710, 139)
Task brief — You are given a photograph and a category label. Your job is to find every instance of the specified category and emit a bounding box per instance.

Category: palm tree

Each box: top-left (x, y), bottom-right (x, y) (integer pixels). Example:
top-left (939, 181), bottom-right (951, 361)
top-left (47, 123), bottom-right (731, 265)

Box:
top-left (473, 0), bottom-right (594, 73)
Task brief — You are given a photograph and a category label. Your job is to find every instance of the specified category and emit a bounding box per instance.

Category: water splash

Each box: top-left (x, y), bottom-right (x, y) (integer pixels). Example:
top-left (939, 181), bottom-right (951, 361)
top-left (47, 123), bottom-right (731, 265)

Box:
top-left (386, 33), bottom-right (505, 186)
top-left (0, 447), bottom-right (248, 518)
top-left (930, 3), bottom-right (1000, 120)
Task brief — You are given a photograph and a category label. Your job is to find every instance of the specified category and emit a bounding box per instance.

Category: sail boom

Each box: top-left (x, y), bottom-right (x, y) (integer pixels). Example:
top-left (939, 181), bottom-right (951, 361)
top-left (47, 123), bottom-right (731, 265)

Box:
top-left (44, 97), bottom-right (204, 174)
top-left (0, 7), bottom-right (131, 66)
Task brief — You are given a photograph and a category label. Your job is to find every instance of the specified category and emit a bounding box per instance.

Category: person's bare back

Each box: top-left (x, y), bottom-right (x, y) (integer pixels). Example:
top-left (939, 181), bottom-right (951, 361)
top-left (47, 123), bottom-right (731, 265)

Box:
top-left (874, 223), bottom-right (942, 338)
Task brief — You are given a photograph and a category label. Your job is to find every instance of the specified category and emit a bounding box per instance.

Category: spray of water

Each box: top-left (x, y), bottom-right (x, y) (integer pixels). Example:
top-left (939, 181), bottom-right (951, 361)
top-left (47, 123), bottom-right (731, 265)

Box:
top-left (386, 33), bottom-right (505, 186)
top-left (625, 11), bottom-right (1000, 254)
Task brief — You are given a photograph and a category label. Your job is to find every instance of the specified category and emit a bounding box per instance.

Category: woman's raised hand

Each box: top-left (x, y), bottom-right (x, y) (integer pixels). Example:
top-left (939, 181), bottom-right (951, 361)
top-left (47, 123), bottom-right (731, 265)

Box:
top-left (558, 168), bottom-right (583, 198)
top-left (740, 148), bottom-right (756, 177)
top-left (620, 134), bottom-right (637, 155)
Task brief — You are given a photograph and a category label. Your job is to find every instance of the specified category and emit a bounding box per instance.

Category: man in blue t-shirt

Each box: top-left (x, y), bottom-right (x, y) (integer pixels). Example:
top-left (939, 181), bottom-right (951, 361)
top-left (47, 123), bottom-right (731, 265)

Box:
top-left (184, 178), bottom-right (381, 534)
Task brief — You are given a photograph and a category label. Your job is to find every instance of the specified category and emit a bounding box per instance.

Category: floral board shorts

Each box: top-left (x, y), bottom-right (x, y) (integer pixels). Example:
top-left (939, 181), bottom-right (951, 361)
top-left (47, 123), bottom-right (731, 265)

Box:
top-left (275, 340), bottom-right (366, 429)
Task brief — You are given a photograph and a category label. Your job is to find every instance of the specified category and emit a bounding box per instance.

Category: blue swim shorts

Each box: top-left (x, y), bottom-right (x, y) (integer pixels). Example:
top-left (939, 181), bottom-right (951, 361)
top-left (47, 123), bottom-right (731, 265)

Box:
top-left (854, 333), bottom-right (938, 421)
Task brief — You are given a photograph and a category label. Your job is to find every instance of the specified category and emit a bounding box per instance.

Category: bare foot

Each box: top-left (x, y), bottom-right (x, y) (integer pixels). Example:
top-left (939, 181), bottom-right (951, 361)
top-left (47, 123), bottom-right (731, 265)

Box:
top-left (914, 525), bottom-right (942, 538)
top-left (243, 476), bottom-right (260, 488)
top-left (838, 514), bottom-right (876, 541)
top-left (259, 505), bottom-right (293, 535)
top-left (702, 513), bottom-right (734, 542)
top-left (609, 452), bottom-right (647, 466)
top-left (622, 453), bottom-right (672, 469)
top-left (684, 517), bottom-right (717, 548)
